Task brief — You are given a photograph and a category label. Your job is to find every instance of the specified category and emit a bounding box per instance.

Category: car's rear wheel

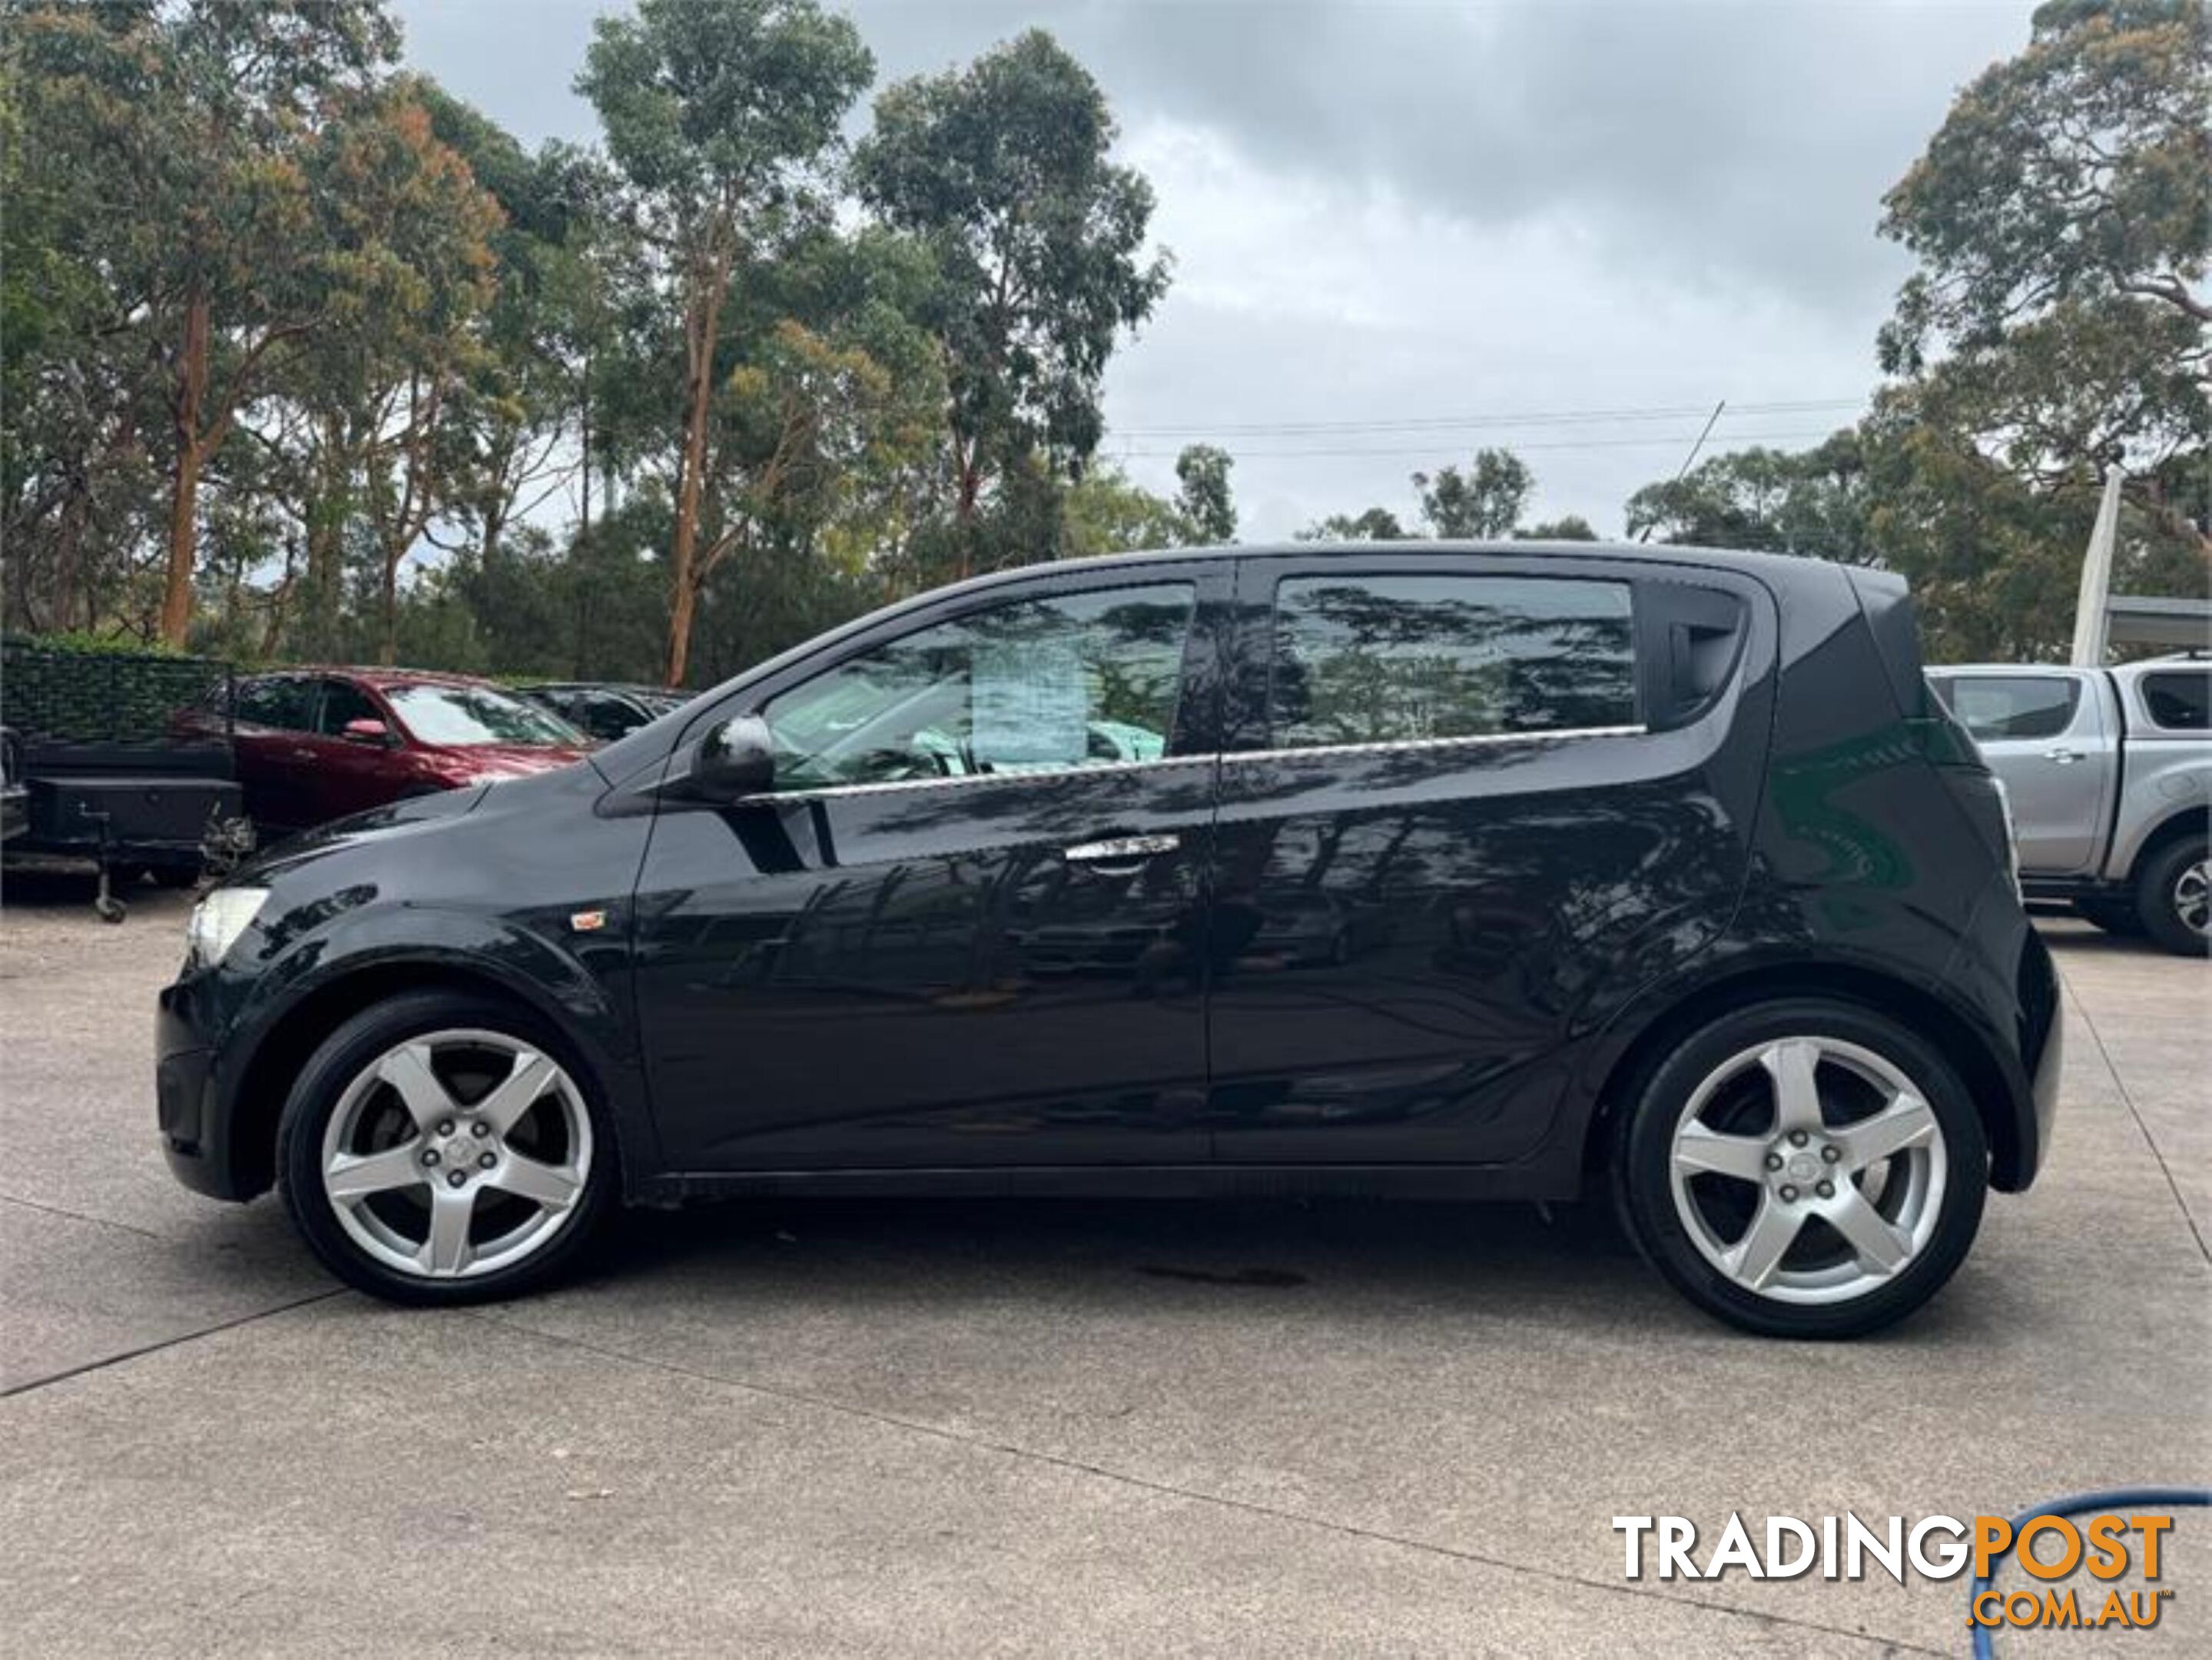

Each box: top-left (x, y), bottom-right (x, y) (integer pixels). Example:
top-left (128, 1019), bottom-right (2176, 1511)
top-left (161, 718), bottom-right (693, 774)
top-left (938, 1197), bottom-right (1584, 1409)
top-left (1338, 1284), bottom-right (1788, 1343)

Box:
top-left (2133, 837), bottom-right (2210, 958)
top-left (277, 991), bottom-right (617, 1304)
top-left (1615, 1000), bottom-right (1987, 1339)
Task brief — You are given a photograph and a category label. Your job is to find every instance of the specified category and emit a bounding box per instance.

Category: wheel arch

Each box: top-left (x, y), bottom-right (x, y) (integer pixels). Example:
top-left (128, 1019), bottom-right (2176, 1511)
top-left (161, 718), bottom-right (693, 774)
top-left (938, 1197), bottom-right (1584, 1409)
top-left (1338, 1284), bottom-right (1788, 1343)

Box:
top-left (2123, 803), bottom-right (2209, 885)
top-left (1575, 959), bottom-right (2028, 1191)
top-left (222, 951), bottom-right (645, 1201)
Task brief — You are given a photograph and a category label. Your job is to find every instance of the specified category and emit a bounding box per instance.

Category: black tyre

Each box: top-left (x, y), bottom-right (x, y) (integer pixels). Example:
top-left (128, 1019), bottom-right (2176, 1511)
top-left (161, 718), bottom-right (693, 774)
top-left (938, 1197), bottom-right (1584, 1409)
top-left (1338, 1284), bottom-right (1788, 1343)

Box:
top-left (1613, 999), bottom-right (1988, 1340)
top-left (2132, 837), bottom-right (2210, 958)
top-left (277, 990), bottom-right (618, 1305)
top-left (2071, 895), bottom-right (2142, 938)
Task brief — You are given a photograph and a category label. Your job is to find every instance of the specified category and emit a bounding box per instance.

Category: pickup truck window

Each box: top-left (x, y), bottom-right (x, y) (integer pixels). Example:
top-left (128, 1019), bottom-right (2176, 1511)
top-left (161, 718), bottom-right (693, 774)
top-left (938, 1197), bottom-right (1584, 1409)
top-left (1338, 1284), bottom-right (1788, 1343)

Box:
top-left (1935, 675), bottom-right (2078, 742)
top-left (2141, 669), bottom-right (2210, 732)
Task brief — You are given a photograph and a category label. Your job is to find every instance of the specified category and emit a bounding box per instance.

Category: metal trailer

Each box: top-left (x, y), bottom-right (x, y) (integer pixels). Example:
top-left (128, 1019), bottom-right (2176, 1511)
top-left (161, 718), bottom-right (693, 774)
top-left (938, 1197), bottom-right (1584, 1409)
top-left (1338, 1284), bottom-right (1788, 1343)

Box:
top-left (1, 639), bottom-right (252, 921)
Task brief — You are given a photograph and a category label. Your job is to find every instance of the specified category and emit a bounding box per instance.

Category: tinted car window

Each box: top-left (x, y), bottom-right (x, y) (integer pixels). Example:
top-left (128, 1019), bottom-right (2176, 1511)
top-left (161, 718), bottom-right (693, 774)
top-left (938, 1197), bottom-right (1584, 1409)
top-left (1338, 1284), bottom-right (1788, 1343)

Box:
top-left (764, 583), bottom-right (1195, 790)
top-left (2141, 669), bottom-right (2210, 732)
top-left (1938, 676), bottom-right (2079, 742)
top-left (384, 684), bottom-right (583, 747)
top-left (574, 692), bottom-right (649, 741)
top-left (236, 677), bottom-right (318, 732)
top-left (317, 679), bottom-right (383, 735)
top-left (1270, 574), bottom-right (1637, 748)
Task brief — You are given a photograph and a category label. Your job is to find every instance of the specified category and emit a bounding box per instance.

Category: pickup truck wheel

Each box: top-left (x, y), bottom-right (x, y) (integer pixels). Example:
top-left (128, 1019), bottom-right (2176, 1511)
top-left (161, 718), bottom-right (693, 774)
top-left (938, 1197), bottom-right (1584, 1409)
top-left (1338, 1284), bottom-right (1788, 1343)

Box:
top-left (2072, 895), bottom-right (2143, 938)
top-left (2135, 838), bottom-right (2211, 958)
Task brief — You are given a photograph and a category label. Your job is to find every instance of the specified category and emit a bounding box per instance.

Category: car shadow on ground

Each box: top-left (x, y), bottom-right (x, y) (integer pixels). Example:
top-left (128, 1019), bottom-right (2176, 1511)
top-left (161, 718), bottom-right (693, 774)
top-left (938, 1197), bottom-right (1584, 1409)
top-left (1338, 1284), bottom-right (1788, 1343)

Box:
top-left (492, 1187), bottom-right (2014, 1350)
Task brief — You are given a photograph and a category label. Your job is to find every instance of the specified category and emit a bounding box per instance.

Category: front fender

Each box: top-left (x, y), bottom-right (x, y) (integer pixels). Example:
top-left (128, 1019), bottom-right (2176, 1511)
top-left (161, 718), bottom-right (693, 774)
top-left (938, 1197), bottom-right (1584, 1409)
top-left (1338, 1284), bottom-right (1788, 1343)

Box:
top-left (206, 899), bottom-right (658, 1199)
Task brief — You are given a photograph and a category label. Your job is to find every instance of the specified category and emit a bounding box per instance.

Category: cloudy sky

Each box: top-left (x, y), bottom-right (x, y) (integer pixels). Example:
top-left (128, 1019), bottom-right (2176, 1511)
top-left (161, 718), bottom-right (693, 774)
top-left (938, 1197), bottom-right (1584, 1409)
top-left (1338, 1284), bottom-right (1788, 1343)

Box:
top-left (394, 0), bottom-right (2034, 540)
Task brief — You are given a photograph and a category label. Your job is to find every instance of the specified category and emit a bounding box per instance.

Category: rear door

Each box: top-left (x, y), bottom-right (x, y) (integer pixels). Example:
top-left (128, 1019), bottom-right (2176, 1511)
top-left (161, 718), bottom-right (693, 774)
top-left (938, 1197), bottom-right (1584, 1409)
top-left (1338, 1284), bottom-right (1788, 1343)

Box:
top-left (1930, 671), bottom-right (2111, 873)
top-left (1206, 552), bottom-right (1769, 1165)
top-left (230, 676), bottom-right (323, 833)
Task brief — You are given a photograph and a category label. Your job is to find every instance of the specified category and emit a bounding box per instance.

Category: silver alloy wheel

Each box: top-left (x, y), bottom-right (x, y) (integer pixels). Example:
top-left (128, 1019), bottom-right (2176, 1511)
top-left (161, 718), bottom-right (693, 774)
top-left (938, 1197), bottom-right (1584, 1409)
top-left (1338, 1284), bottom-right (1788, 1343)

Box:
top-left (1666, 1037), bottom-right (1948, 1306)
top-left (319, 1028), bottom-right (592, 1280)
top-left (2174, 857), bottom-right (2210, 938)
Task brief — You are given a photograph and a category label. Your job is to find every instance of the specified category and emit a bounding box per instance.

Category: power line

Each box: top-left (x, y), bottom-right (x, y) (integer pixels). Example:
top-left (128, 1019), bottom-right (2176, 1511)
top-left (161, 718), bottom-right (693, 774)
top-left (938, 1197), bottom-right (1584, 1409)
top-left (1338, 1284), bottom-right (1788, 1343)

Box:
top-left (1111, 427), bottom-right (1843, 461)
top-left (1109, 397), bottom-right (1864, 440)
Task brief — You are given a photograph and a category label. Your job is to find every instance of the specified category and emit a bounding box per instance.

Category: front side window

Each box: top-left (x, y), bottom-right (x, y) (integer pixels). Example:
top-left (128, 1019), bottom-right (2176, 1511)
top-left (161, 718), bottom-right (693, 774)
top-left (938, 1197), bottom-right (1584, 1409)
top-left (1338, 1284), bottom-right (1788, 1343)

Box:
top-left (762, 583), bottom-right (1196, 791)
top-left (2141, 669), bottom-right (2210, 732)
top-left (384, 683), bottom-right (585, 749)
top-left (317, 679), bottom-right (382, 735)
top-left (1269, 573), bottom-right (1637, 749)
top-left (1937, 676), bottom-right (2079, 742)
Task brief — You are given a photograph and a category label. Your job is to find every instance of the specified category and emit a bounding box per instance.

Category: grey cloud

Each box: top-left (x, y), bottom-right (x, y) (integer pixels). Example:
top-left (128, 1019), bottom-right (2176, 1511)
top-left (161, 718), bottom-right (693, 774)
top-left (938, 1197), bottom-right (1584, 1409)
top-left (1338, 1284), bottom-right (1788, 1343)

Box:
top-left (392, 1), bottom-right (2038, 536)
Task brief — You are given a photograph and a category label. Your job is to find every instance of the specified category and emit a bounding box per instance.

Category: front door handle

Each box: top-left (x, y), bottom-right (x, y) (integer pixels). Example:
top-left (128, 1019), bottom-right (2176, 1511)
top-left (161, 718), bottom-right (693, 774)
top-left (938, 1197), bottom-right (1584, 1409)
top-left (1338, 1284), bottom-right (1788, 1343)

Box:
top-left (1063, 833), bottom-right (1180, 873)
top-left (2045, 747), bottom-right (2081, 764)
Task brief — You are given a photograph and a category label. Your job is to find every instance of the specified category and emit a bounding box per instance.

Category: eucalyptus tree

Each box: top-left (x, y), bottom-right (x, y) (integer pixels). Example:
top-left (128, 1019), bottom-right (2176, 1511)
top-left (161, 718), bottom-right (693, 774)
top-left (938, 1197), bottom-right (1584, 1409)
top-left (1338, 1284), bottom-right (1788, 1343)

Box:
top-left (854, 30), bottom-right (1171, 576)
top-left (5, 0), bottom-right (403, 646)
top-left (578, 0), bottom-right (874, 686)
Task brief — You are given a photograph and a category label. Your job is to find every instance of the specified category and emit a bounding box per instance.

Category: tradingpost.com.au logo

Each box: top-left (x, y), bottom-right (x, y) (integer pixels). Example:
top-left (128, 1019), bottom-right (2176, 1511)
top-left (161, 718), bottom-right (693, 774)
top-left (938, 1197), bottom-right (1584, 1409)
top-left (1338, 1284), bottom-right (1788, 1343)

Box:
top-left (1613, 1509), bottom-right (2180, 1632)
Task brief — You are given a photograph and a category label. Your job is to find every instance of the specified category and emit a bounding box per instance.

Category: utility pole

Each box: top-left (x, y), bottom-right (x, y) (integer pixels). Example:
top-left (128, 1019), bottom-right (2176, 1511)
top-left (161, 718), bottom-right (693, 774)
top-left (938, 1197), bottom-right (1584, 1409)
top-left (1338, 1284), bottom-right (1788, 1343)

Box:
top-left (2070, 462), bottom-right (2125, 666)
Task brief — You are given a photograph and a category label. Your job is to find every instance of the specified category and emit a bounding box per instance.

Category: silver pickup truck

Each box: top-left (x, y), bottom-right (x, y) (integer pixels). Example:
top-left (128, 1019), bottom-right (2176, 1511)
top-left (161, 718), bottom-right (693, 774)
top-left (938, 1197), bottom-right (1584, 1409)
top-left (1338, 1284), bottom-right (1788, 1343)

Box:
top-left (1927, 657), bottom-right (2209, 956)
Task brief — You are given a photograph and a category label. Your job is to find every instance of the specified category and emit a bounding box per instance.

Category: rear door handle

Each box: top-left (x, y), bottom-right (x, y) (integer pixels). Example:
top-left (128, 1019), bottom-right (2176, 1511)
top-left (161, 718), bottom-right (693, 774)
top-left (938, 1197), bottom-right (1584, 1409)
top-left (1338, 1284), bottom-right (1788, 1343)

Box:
top-left (2045, 747), bottom-right (2081, 764)
top-left (1063, 833), bottom-right (1180, 872)
top-left (290, 748), bottom-right (317, 761)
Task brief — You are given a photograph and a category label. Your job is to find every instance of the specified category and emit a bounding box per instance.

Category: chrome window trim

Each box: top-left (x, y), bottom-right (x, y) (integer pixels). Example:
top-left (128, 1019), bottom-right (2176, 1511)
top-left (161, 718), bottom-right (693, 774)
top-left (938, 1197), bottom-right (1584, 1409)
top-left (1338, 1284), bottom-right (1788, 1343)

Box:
top-left (764, 750), bottom-right (1216, 804)
top-left (1228, 723), bottom-right (1647, 765)
top-left (756, 722), bottom-right (1644, 803)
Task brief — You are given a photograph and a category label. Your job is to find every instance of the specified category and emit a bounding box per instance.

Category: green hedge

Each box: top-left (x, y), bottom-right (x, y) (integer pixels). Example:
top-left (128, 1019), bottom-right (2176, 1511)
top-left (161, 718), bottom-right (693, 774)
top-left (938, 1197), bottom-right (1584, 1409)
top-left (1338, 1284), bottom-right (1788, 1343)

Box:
top-left (2, 634), bottom-right (231, 747)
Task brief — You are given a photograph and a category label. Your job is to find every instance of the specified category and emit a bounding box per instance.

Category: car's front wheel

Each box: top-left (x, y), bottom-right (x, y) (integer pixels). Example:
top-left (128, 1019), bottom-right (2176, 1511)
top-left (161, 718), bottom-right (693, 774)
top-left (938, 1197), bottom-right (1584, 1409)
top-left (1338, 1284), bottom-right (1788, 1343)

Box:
top-left (1615, 1000), bottom-right (1988, 1339)
top-left (277, 991), bottom-right (617, 1304)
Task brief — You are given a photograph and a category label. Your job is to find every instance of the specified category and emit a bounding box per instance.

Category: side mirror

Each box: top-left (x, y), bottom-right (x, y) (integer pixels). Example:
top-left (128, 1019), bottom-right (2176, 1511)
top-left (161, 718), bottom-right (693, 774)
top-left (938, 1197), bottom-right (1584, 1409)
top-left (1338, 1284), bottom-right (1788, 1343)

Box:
top-left (688, 714), bottom-right (775, 801)
top-left (342, 718), bottom-right (394, 746)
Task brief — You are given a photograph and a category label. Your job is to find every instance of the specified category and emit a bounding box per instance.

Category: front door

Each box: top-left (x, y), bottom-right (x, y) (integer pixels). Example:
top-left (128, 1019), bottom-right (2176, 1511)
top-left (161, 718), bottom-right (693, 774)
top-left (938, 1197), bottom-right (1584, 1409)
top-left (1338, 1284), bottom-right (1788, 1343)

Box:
top-left (1205, 554), bottom-right (1767, 1165)
top-left (632, 566), bottom-right (1226, 1172)
top-left (307, 677), bottom-right (403, 820)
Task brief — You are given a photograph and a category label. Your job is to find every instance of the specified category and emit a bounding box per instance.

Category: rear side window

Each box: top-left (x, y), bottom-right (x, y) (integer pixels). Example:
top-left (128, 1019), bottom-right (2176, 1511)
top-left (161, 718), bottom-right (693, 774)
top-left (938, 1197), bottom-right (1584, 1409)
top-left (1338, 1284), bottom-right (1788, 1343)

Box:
top-left (1935, 676), bottom-right (2079, 742)
top-left (1269, 575), bottom-right (1637, 749)
top-left (236, 678), bottom-right (318, 732)
top-left (2141, 669), bottom-right (2210, 731)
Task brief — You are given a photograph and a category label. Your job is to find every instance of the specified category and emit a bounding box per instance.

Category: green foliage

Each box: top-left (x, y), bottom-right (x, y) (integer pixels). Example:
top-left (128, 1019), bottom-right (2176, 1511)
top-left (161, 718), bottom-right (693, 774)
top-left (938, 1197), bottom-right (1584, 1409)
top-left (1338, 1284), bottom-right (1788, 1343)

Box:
top-left (1516, 516), bottom-right (1599, 541)
top-left (1416, 449), bottom-right (1534, 539)
top-left (1173, 444), bottom-right (1238, 544)
top-left (1300, 507), bottom-right (1409, 542)
top-left (1626, 431), bottom-right (1871, 560)
top-left (1879, 0), bottom-right (2210, 556)
top-left (1063, 464), bottom-right (1188, 559)
top-left (855, 29), bottom-right (1171, 563)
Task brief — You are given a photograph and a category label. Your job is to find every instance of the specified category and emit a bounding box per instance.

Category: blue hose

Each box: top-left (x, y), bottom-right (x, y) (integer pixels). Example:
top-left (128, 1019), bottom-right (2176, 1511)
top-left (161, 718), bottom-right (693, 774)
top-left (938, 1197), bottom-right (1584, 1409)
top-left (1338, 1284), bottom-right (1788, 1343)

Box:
top-left (1968, 1486), bottom-right (2210, 1658)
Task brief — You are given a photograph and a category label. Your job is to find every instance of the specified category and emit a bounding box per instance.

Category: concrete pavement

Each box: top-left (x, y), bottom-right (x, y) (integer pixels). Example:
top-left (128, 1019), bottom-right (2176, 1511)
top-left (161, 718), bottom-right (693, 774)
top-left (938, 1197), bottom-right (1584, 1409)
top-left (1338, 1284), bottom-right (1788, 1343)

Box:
top-left (2, 880), bottom-right (2205, 1656)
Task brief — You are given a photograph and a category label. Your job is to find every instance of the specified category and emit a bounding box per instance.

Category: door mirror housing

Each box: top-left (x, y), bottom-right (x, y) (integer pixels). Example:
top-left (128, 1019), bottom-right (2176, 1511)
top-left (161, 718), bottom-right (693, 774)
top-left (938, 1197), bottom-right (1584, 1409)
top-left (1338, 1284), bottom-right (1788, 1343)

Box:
top-left (688, 715), bottom-right (775, 802)
top-left (341, 718), bottom-right (394, 746)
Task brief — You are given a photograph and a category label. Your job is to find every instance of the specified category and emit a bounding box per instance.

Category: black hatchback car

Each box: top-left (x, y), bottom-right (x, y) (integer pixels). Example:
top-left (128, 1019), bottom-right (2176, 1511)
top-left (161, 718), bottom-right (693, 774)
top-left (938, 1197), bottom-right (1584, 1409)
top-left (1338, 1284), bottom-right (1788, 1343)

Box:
top-left (156, 543), bottom-right (2061, 1336)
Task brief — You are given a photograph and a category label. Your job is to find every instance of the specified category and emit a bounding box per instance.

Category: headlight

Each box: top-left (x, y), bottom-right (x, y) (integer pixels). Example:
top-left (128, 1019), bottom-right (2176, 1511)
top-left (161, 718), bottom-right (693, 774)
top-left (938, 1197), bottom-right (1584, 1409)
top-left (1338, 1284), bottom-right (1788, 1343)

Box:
top-left (186, 887), bottom-right (268, 968)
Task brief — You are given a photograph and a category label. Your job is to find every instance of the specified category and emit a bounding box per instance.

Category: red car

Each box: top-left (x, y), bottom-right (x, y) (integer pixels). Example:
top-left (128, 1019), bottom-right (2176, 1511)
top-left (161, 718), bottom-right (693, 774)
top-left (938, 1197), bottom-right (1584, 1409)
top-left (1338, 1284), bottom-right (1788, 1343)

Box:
top-left (201, 668), bottom-right (594, 835)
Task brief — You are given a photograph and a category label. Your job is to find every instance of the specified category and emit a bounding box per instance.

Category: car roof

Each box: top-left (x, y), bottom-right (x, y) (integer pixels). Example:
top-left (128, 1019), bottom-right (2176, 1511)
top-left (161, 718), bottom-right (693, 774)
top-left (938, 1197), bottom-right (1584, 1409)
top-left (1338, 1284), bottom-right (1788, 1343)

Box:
top-left (934, 538), bottom-right (1875, 596)
top-left (246, 665), bottom-right (509, 692)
